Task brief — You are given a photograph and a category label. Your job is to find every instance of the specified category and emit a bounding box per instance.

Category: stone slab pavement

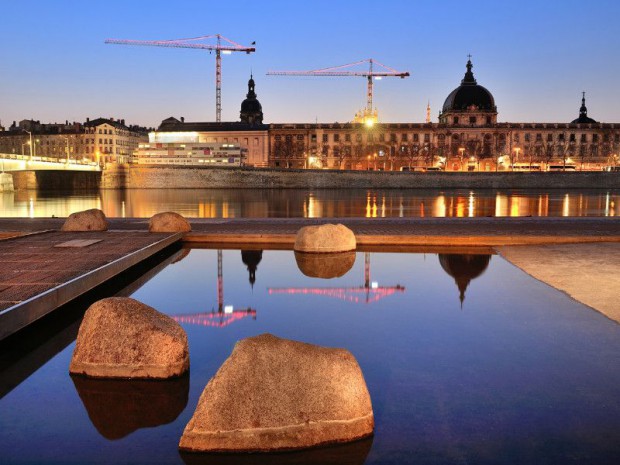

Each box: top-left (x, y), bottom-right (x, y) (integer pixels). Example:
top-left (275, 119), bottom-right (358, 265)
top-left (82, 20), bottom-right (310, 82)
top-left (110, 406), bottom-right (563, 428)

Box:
top-left (0, 217), bottom-right (619, 247)
top-left (497, 243), bottom-right (620, 324)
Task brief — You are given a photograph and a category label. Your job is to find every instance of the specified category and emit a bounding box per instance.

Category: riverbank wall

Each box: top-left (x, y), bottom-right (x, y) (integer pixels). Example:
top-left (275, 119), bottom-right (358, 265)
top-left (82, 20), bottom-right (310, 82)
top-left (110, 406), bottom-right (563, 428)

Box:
top-left (10, 165), bottom-right (620, 190)
top-left (101, 165), bottom-right (620, 190)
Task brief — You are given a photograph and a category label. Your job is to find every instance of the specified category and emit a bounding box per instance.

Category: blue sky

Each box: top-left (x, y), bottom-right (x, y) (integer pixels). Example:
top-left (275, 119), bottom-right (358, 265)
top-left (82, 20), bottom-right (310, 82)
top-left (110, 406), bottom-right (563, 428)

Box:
top-left (1, 0), bottom-right (619, 127)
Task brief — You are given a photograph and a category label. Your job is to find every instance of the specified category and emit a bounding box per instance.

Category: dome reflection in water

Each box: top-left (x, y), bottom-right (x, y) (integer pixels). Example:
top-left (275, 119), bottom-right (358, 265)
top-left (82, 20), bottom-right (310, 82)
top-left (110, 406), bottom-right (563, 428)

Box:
top-left (438, 253), bottom-right (492, 306)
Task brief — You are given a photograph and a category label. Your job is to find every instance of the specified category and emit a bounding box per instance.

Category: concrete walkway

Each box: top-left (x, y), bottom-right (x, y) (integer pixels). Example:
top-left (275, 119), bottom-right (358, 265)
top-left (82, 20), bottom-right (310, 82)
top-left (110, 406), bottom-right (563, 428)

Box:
top-left (0, 217), bottom-right (619, 247)
top-left (497, 243), bottom-right (620, 324)
top-left (0, 231), bottom-right (181, 341)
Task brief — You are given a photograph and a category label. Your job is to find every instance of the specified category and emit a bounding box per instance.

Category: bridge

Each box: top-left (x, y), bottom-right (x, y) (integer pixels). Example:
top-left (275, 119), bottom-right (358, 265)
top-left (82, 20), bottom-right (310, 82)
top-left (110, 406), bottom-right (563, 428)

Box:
top-left (0, 154), bottom-right (100, 172)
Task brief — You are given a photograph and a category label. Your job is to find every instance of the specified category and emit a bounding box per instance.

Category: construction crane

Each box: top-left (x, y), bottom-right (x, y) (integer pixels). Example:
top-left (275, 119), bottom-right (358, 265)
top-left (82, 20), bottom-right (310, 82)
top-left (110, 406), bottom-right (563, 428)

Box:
top-left (105, 34), bottom-right (256, 122)
top-left (267, 58), bottom-right (410, 123)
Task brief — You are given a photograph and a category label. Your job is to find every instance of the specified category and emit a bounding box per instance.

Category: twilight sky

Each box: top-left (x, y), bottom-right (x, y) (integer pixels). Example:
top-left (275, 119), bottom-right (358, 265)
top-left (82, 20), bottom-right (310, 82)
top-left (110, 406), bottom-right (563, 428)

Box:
top-left (1, 0), bottom-right (619, 128)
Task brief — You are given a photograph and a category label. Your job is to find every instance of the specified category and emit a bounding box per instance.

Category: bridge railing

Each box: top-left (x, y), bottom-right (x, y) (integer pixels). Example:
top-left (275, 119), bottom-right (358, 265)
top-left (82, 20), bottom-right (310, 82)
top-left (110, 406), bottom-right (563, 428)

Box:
top-left (0, 154), bottom-right (101, 171)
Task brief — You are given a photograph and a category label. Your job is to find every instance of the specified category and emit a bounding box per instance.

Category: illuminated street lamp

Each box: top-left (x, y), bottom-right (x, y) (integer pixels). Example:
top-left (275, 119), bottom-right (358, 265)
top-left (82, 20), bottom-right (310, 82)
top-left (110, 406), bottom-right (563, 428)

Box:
top-left (367, 155), bottom-right (371, 170)
top-left (22, 129), bottom-right (34, 161)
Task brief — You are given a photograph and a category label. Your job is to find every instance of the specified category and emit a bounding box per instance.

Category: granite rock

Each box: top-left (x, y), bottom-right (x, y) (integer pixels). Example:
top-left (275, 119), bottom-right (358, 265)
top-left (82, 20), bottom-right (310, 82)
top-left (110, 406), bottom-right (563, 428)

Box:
top-left (61, 208), bottom-right (109, 231)
top-left (294, 224), bottom-right (356, 253)
top-left (70, 297), bottom-right (189, 379)
top-left (149, 211), bottom-right (192, 233)
top-left (179, 333), bottom-right (373, 452)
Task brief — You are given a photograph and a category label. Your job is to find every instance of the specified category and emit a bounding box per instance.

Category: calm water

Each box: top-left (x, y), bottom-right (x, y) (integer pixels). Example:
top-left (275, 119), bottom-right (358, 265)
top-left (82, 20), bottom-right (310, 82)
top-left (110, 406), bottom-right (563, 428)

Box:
top-left (0, 188), bottom-right (618, 218)
top-left (1, 248), bottom-right (619, 464)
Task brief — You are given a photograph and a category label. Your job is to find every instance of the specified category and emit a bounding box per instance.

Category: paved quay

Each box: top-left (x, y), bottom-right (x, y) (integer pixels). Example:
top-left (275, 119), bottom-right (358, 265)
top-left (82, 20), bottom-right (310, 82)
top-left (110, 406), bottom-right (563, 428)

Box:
top-left (0, 216), bottom-right (619, 247)
top-left (498, 243), bottom-right (620, 324)
top-left (0, 230), bottom-right (181, 341)
top-left (0, 217), bottom-right (618, 335)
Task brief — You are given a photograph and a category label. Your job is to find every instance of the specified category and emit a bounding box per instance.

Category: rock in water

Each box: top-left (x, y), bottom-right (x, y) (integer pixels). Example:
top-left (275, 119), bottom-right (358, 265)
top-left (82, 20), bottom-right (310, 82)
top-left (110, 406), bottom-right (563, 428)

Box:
top-left (70, 297), bottom-right (189, 379)
top-left (149, 211), bottom-right (192, 233)
top-left (179, 333), bottom-right (373, 452)
top-left (61, 208), bottom-right (109, 231)
top-left (294, 223), bottom-right (356, 253)
top-left (295, 251), bottom-right (356, 278)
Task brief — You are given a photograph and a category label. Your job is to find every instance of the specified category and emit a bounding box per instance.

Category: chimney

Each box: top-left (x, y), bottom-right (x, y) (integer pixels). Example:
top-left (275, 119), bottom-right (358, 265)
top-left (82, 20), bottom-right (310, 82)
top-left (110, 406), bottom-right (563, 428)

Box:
top-left (121, 119), bottom-right (125, 126)
top-left (86, 117), bottom-right (90, 123)
top-left (181, 116), bottom-right (185, 123)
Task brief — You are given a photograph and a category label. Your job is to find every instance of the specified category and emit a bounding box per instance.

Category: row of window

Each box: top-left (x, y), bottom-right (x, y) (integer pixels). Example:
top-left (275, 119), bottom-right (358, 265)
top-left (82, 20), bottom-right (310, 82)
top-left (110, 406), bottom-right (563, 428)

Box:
top-left (273, 132), bottom-right (620, 145)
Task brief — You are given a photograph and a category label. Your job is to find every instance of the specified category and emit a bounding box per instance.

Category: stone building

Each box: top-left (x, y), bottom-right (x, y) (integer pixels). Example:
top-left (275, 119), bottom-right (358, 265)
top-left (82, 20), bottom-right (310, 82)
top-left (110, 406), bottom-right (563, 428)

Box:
top-left (140, 76), bottom-right (269, 167)
top-left (0, 118), bottom-right (148, 165)
top-left (83, 118), bottom-right (149, 164)
top-left (269, 59), bottom-right (620, 171)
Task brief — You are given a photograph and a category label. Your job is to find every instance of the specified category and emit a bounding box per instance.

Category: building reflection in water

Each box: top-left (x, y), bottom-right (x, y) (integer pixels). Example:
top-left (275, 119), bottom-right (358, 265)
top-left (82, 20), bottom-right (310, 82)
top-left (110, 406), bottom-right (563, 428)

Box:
top-left (241, 250), bottom-right (263, 288)
top-left (1, 189), bottom-right (617, 218)
top-left (71, 374), bottom-right (189, 440)
top-left (438, 254), bottom-right (492, 307)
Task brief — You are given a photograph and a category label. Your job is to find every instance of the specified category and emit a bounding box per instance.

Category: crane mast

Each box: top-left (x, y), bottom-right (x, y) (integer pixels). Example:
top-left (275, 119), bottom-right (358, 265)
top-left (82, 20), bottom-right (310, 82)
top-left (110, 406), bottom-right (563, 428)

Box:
top-left (105, 34), bottom-right (255, 122)
top-left (267, 58), bottom-right (410, 122)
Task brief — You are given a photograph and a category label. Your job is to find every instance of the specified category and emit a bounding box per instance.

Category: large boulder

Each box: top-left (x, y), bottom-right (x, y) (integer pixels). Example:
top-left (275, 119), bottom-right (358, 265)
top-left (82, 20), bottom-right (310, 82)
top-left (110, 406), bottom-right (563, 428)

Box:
top-left (294, 224), bottom-right (356, 253)
top-left (72, 374), bottom-right (189, 439)
top-left (149, 211), bottom-right (192, 233)
top-left (70, 297), bottom-right (189, 379)
top-left (295, 251), bottom-right (356, 278)
top-left (61, 208), bottom-right (109, 231)
top-left (179, 333), bottom-right (373, 453)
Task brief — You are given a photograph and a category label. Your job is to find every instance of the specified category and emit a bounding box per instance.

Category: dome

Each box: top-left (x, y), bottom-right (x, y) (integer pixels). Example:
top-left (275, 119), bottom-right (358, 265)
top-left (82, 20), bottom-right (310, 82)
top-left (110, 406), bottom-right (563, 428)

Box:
top-left (241, 98), bottom-right (262, 114)
top-left (571, 92), bottom-right (597, 124)
top-left (442, 59), bottom-right (496, 113)
top-left (240, 75), bottom-right (263, 125)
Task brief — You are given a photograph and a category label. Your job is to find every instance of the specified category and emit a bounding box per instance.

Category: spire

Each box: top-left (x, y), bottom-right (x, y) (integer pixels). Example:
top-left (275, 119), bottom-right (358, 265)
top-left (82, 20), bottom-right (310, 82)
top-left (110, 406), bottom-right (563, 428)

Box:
top-left (579, 91), bottom-right (588, 118)
top-left (426, 101), bottom-right (431, 123)
top-left (247, 73), bottom-right (256, 99)
top-left (461, 55), bottom-right (477, 85)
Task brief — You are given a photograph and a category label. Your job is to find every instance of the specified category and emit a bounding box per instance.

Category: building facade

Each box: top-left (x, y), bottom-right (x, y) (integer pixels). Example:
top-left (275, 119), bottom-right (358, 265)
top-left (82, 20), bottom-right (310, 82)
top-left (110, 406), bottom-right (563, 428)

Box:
top-left (0, 118), bottom-right (148, 165)
top-left (136, 77), bottom-right (269, 167)
top-left (269, 59), bottom-right (620, 171)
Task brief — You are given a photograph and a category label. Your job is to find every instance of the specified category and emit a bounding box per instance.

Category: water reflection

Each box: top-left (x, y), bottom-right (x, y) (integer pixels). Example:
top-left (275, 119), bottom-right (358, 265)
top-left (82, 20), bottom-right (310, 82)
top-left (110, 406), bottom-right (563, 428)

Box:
top-left (179, 436), bottom-right (373, 465)
top-left (71, 374), bottom-right (189, 440)
top-left (172, 309), bottom-right (257, 328)
top-left (271, 252), bottom-right (404, 304)
top-left (294, 251), bottom-right (356, 279)
top-left (241, 250), bottom-right (263, 288)
top-left (1, 188), bottom-right (618, 218)
top-left (438, 254), bottom-right (492, 306)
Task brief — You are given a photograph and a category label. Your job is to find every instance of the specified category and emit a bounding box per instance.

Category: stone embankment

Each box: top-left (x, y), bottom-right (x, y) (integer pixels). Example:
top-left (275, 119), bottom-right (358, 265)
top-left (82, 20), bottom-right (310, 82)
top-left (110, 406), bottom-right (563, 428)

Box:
top-left (12, 165), bottom-right (618, 190)
top-left (100, 165), bottom-right (620, 189)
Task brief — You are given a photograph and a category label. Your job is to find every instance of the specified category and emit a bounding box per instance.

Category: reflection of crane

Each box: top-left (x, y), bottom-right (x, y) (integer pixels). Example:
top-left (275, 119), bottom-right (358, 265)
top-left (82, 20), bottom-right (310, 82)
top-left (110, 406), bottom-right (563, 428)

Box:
top-left (267, 59), bottom-right (410, 122)
top-left (172, 309), bottom-right (256, 328)
top-left (268, 252), bottom-right (404, 304)
top-left (172, 250), bottom-right (256, 328)
top-left (105, 34), bottom-right (256, 122)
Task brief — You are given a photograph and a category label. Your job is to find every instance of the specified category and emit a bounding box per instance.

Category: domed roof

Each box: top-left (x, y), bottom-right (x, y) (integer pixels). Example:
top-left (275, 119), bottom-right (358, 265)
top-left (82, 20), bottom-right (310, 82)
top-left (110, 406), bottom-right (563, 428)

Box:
top-left (442, 59), bottom-right (496, 113)
top-left (240, 75), bottom-right (263, 125)
top-left (571, 92), bottom-right (597, 124)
